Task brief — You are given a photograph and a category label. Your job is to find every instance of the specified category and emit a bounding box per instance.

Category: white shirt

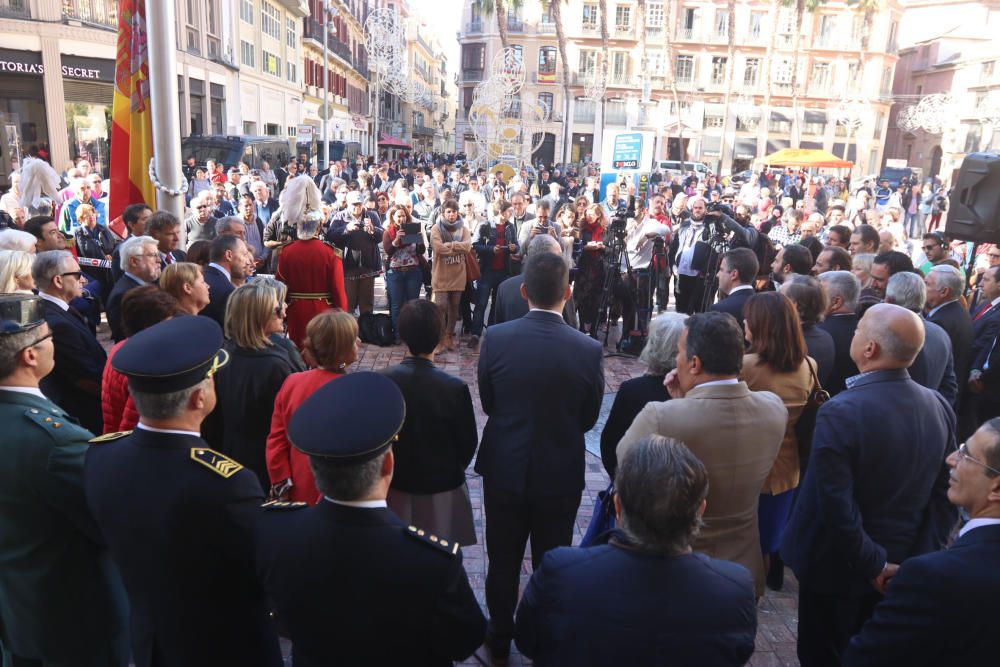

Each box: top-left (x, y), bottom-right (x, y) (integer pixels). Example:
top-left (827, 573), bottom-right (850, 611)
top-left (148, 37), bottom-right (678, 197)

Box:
top-left (926, 299), bottom-right (958, 320)
top-left (728, 284), bottom-right (754, 294)
top-left (323, 497), bottom-right (388, 509)
top-left (208, 262), bottom-right (232, 284)
top-left (0, 386), bottom-right (47, 400)
top-left (136, 422), bottom-right (201, 438)
top-left (529, 306), bottom-right (565, 317)
top-left (959, 517), bottom-right (1000, 538)
top-left (626, 219), bottom-right (670, 270)
top-left (697, 378), bottom-right (740, 388)
top-left (38, 292), bottom-right (69, 311)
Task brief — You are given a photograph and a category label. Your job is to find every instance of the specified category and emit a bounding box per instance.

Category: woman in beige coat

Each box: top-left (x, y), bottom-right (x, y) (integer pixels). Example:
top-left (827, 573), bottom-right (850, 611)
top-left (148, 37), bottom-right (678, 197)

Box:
top-left (430, 199), bottom-right (472, 350)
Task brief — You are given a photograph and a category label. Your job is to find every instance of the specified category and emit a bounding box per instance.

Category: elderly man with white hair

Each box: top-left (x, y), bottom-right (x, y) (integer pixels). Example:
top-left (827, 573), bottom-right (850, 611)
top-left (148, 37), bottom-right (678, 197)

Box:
top-left (251, 179), bottom-right (279, 227)
top-left (106, 235), bottom-right (162, 343)
top-left (184, 191), bottom-right (217, 249)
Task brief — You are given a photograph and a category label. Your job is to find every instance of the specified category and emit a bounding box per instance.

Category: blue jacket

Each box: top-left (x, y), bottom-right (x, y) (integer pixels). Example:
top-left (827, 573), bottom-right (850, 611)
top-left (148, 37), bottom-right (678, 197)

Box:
top-left (514, 532), bottom-right (757, 667)
top-left (843, 524), bottom-right (1000, 666)
top-left (781, 368), bottom-right (957, 596)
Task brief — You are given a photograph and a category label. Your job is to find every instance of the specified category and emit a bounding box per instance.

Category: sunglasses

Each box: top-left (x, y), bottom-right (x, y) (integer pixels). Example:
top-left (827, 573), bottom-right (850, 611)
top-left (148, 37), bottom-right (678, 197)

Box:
top-left (922, 245), bottom-right (940, 252)
top-left (60, 271), bottom-right (83, 280)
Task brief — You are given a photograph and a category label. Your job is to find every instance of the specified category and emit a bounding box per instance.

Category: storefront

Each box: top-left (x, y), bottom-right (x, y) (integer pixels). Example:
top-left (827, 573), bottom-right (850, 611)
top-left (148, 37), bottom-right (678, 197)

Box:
top-left (0, 49), bottom-right (49, 183)
top-left (62, 55), bottom-right (115, 178)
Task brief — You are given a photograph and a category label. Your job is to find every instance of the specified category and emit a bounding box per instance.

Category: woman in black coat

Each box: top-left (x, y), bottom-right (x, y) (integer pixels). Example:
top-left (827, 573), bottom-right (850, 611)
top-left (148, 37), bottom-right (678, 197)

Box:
top-left (206, 278), bottom-right (300, 490)
top-left (378, 300), bottom-right (478, 544)
top-left (600, 312), bottom-right (687, 477)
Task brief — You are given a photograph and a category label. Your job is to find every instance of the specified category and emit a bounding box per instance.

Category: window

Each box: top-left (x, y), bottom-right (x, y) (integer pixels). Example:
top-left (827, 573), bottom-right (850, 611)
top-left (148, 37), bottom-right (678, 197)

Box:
top-left (778, 8), bottom-right (795, 34)
top-left (880, 67), bottom-right (892, 95)
top-left (207, 0), bottom-right (220, 35)
top-left (874, 112), bottom-right (885, 135)
top-left (538, 46), bottom-right (556, 76)
top-left (749, 12), bottom-right (765, 40)
top-left (210, 83), bottom-right (224, 135)
top-left (262, 2), bottom-right (280, 39)
top-left (579, 50), bottom-right (597, 77)
top-left (263, 51), bottom-right (281, 77)
top-left (265, 123), bottom-right (280, 136)
top-left (615, 5), bottom-right (631, 29)
top-left (510, 45), bottom-right (523, 64)
top-left (240, 0), bottom-right (253, 24)
top-left (538, 92), bottom-right (554, 117)
top-left (965, 123), bottom-right (983, 153)
top-left (461, 43), bottom-right (485, 71)
top-left (611, 52), bottom-right (629, 81)
top-left (287, 61), bottom-right (297, 82)
top-left (711, 56), bottom-right (727, 85)
top-left (190, 78), bottom-right (205, 135)
top-left (811, 62), bottom-right (831, 91)
top-left (887, 21), bottom-right (898, 51)
top-left (582, 4), bottom-right (598, 29)
top-left (186, 0), bottom-right (200, 28)
top-left (769, 112), bottom-right (791, 134)
top-left (676, 55), bottom-right (694, 83)
top-left (648, 51), bottom-right (665, 76)
top-left (704, 115), bottom-right (724, 128)
top-left (851, 15), bottom-right (864, 41)
top-left (774, 59), bottom-right (793, 85)
top-left (847, 62), bottom-right (861, 90)
top-left (744, 57), bottom-right (760, 86)
top-left (243, 121), bottom-right (257, 135)
top-left (715, 10), bottom-right (728, 39)
top-left (683, 7), bottom-right (696, 29)
top-left (287, 18), bottom-right (296, 48)
top-left (982, 60), bottom-right (996, 82)
top-left (240, 40), bottom-right (255, 67)
top-left (647, 3), bottom-right (663, 27)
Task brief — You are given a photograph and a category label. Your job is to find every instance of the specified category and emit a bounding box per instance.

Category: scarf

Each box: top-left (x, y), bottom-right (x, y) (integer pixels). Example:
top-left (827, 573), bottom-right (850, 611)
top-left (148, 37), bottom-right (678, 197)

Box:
top-left (438, 218), bottom-right (462, 243)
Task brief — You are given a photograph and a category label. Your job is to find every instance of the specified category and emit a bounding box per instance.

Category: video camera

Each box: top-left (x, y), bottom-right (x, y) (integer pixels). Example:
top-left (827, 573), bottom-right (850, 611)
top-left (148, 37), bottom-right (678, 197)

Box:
top-left (609, 203), bottom-right (631, 239)
top-left (704, 201), bottom-right (734, 238)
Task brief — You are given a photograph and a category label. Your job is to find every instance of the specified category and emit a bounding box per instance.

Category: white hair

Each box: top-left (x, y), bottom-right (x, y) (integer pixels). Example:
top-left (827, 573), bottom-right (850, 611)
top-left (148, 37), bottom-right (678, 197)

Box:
top-left (119, 235), bottom-right (158, 272)
top-left (928, 264), bottom-right (965, 298)
top-left (0, 229), bottom-right (38, 253)
top-left (886, 272), bottom-right (926, 313)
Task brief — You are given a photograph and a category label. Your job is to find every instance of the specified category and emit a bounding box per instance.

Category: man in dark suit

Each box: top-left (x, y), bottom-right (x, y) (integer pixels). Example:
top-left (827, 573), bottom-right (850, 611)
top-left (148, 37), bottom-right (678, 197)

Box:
top-left (493, 234), bottom-right (577, 327)
top-left (969, 266), bottom-right (1000, 425)
top-left (818, 270), bottom-right (861, 395)
top-left (256, 372), bottom-right (486, 666)
top-left (843, 418), bottom-right (1000, 666)
top-left (0, 295), bottom-right (128, 667)
top-left (925, 264), bottom-right (974, 390)
top-left (476, 252), bottom-right (604, 660)
top-left (515, 435), bottom-right (756, 666)
top-left (109, 203), bottom-right (153, 283)
top-left (781, 304), bottom-right (957, 667)
top-left (200, 235), bottom-right (252, 329)
top-left (107, 235), bottom-right (162, 342)
top-left (886, 272), bottom-right (958, 406)
top-left (84, 317), bottom-right (282, 667)
top-left (35, 250), bottom-right (106, 435)
top-left (710, 247), bottom-right (757, 328)
top-left (147, 211), bottom-right (186, 269)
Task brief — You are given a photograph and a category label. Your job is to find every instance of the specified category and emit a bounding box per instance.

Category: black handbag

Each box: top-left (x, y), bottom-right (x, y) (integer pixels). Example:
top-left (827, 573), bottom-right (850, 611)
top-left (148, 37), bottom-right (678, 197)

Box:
top-left (795, 358), bottom-right (830, 467)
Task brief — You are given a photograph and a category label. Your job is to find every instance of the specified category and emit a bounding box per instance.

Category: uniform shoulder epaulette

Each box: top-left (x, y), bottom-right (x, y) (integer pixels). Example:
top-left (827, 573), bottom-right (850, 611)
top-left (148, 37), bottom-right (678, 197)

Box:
top-left (190, 447), bottom-right (243, 478)
top-left (405, 524), bottom-right (460, 556)
top-left (22, 406), bottom-right (76, 435)
top-left (262, 500), bottom-right (308, 511)
top-left (89, 430), bottom-right (132, 443)
top-left (323, 240), bottom-right (343, 258)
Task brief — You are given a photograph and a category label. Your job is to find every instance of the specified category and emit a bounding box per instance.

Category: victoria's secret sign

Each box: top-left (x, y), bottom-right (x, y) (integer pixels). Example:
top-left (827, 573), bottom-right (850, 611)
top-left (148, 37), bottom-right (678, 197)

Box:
top-left (0, 49), bottom-right (114, 82)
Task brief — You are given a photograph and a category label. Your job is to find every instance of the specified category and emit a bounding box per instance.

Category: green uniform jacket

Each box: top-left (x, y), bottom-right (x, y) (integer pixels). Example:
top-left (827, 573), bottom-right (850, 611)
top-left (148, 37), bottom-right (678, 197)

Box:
top-left (0, 389), bottom-right (128, 665)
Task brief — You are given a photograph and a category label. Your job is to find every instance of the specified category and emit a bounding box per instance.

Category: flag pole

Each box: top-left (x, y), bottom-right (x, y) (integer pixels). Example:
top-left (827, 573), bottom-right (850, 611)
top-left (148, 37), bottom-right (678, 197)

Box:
top-left (145, 0), bottom-right (184, 222)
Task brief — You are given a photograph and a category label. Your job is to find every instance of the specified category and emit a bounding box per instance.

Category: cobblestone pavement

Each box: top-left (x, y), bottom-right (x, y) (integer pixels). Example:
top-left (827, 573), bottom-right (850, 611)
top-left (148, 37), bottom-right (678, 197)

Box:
top-left (355, 335), bottom-right (801, 667)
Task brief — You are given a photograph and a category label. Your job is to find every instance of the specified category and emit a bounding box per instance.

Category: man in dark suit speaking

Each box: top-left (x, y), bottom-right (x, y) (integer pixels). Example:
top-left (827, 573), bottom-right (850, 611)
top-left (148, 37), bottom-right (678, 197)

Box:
top-left (476, 251), bottom-right (604, 661)
top-left (709, 247), bottom-right (757, 329)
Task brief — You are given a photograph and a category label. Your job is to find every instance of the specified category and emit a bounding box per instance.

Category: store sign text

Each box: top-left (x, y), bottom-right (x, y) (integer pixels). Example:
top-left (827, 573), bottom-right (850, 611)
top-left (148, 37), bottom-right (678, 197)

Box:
top-left (0, 61), bottom-right (107, 80)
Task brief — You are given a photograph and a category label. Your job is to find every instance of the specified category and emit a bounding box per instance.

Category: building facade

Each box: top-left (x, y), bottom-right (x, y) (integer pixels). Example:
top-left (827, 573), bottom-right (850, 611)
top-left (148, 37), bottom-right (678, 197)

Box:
top-left (456, 0), bottom-right (902, 175)
top-left (235, 0), bottom-right (308, 139)
top-left (884, 0), bottom-right (1000, 185)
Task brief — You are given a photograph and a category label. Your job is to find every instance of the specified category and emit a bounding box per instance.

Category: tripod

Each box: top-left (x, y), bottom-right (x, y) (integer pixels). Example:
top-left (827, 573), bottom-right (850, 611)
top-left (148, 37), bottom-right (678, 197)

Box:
top-left (591, 227), bottom-right (633, 350)
top-left (698, 222), bottom-right (732, 314)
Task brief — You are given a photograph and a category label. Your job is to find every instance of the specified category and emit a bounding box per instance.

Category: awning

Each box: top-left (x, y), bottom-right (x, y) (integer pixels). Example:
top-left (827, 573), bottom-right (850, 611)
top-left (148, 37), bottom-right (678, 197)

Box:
top-left (770, 110), bottom-right (790, 122)
top-left (701, 135), bottom-right (722, 158)
top-left (378, 133), bottom-right (412, 149)
top-left (804, 110), bottom-right (827, 123)
top-left (733, 138), bottom-right (758, 160)
top-left (763, 147), bottom-right (853, 168)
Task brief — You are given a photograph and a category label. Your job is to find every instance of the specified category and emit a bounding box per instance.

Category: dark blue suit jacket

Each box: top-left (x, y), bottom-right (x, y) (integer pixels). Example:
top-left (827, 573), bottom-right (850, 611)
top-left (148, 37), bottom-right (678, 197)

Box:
top-left (843, 524), bottom-right (1000, 666)
top-left (927, 299), bottom-right (973, 384)
top-left (817, 312), bottom-right (859, 395)
top-left (200, 264), bottom-right (235, 330)
top-left (971, 306), bottom-right (1000, 371)
top-left (106, 273), bottom-right (143, 343)
top-left (709, 286), bottom-right (753, 328)
top-left (908, 318), bottom-right (957, 406)
top-left (38, 299), bottom-right (106, 435)
top-left (781, 369), bottom-right (957, 596)
top-left (475, 310), bottom-right (604, 497)
top-left (514, 533), bottom-right (757, 667)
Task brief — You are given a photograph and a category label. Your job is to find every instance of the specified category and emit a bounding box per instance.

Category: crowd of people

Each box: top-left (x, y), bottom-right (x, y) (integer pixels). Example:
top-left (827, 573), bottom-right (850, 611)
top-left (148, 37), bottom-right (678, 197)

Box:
top-left (0, 148), bottom-right (998, 667)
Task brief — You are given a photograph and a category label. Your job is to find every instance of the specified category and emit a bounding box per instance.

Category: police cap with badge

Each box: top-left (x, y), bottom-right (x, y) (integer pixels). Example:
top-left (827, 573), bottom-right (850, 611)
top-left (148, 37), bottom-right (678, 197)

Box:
top-left (0, 293), bottom-right (45, 336)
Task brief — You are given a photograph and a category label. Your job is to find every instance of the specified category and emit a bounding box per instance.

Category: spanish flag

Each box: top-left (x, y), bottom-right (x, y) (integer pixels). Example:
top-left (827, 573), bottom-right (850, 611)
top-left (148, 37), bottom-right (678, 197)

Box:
top-left (109, 0), bottom-right (156, 223)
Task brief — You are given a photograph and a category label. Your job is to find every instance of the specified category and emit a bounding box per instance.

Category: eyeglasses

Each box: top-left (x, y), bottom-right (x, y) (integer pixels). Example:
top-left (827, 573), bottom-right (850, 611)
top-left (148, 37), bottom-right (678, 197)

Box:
top-left (17, 331), bottom-right (53, 354)
top-left (60, 271), bottom-right (83, 280)
top-left (957, 441), bottom-right (1000, 476)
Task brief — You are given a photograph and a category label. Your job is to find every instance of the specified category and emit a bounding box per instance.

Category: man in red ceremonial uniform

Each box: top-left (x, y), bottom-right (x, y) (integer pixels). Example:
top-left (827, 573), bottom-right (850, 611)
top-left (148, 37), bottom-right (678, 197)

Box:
top-left (275, 177), bottom-right (347, 348)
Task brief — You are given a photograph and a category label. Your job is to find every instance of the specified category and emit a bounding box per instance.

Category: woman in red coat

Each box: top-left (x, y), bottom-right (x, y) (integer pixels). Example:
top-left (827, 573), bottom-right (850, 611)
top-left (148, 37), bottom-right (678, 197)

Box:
top-left (265, 310), bottom-right (359, 503)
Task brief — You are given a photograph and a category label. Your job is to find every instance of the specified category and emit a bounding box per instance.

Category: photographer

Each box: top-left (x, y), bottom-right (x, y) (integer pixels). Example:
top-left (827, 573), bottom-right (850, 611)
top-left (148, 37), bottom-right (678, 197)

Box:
top-left (669, 197), bottom-right (757, 314)
top-left (619, 202), bottom-right (670, 340)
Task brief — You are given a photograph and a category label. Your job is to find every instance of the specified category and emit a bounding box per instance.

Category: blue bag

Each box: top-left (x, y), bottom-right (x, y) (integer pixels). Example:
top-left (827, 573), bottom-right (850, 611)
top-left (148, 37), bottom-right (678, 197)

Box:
top-left (580, 484), bottom-right (616, 547)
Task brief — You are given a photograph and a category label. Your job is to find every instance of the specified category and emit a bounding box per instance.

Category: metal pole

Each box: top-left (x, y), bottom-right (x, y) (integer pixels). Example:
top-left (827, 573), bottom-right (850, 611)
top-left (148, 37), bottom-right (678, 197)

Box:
top-left (373, 77), bottom-right (380, 160)
top-left (145, 0), bottom-right (184, 222)
top-left (323, 2), bottom-right (329, 167)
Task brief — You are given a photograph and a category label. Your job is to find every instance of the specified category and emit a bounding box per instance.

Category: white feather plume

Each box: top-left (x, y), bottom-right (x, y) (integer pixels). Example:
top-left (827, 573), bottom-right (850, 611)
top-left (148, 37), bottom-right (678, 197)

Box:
top-left (277, 175), bottom-right (324, 227)
top-left (19, 156), bottom-right (61, 210)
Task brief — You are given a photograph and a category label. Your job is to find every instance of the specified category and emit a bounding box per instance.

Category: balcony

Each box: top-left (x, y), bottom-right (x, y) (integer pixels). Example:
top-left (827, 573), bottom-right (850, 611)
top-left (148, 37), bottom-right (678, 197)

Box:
top-left (814, 34), bottom-right (842, 50)
top-left (676, 28), bottom-right (698, 41)
top-left (609, 74), bottom-right (636, 87)
top-left (613, 25), bottom-right (634, 39)
top-left (581, 23), bottom-right (598, 35)
top-left (304, 18), bottom-right (323, 45)
top-left (531, 71), bottom-right (562, 84)
top-left (808, 84), bottom-right (832, 97)
top-left (708, 30), bottom-right (729, 44)
top-left (538, 21), bottom-right (557, 34)
top-left (63, 0), bottom-right (117, 30)
top-left (745, 30), bottom-right (767, 45)
top-left (646, 25), bottom-right (663, 37)
top-left (466, 20), bottom-right (483, 33)
top-left (461, 69), bottom-right (485, 83)
top-left (0, 0), bottom-right (29, 19)
top-left (507, 18), bottom-right (524, 32)
top-left (275, 0), bottom-right (309, 18)
top-left (416, 31), bottom-right (434, 55)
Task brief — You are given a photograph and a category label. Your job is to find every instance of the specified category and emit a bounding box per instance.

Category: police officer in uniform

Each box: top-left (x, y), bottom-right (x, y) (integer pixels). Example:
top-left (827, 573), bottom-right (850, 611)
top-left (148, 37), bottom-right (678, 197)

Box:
top-left (256, 372), bottom-right (487, 666)
top-left (83, 316), bottom-right (282, 667)
top-left (0, 294), bottom-right (129, 667)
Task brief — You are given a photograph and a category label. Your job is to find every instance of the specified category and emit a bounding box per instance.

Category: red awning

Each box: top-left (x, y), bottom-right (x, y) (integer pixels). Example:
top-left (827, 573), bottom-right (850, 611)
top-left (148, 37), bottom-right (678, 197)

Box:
top-left (377, 133), bottom-right (412, 149)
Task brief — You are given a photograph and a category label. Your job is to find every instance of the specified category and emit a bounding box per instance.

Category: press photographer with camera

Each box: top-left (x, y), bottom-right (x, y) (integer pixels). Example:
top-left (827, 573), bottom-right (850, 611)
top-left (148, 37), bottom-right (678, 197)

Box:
top-left (618, 201), bottom-right (671, 342)
top-left (669, 196), bottom-right (758, 314)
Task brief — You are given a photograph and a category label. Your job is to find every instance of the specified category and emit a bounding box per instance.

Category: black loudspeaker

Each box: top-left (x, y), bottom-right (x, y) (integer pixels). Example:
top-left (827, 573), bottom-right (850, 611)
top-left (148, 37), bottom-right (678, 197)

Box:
top-left (946, 153), bottom-right (1000, 244)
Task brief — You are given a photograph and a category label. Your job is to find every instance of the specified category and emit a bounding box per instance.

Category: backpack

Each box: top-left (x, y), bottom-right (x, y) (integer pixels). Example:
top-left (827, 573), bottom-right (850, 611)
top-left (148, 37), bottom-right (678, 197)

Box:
top-left (358, 312), bottom-right (394, 347)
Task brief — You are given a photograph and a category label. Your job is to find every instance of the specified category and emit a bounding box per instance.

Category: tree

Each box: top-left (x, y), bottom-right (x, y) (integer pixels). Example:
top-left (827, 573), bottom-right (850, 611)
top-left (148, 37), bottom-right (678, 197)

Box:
top-left (720, 0), bottom-right (736, 173)
top-left (661, 0), bottom-right (686, 171)
top-left (472, 0), bottom-right (524, 51)
top-left (540, 0), bottom-right (574, 163)
top-left (782, 0), bottom-right (827, 148)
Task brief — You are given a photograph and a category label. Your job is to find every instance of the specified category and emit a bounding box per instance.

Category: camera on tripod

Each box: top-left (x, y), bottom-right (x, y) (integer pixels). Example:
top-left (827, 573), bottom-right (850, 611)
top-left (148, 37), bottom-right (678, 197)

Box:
top-left (703, 201), bottom-right (734, 238)
top-left (609, 203), bottom-right (630, 238)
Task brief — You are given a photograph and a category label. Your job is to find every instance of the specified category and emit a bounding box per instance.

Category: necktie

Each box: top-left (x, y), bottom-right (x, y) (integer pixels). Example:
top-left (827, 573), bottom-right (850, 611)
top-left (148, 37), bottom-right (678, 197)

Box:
top-left (165, 253), bottom-right (174, 265)
top-left (974, 303), bottom-right (993, 321)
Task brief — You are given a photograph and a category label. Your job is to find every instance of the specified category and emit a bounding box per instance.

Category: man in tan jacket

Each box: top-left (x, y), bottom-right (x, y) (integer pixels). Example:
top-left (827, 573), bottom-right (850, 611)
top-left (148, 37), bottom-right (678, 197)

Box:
top-left (617, 311), bottom-right (787, 597)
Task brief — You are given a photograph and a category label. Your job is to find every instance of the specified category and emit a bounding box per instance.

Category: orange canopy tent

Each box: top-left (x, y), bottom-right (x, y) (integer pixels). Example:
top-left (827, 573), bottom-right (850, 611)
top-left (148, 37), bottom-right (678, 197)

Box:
top-left (762, 148), bottom-right (853, 169)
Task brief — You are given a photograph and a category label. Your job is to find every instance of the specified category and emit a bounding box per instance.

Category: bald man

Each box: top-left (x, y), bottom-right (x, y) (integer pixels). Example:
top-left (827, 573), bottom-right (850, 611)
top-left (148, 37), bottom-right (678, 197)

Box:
top-left (782, 303), bottom-right (957, 667)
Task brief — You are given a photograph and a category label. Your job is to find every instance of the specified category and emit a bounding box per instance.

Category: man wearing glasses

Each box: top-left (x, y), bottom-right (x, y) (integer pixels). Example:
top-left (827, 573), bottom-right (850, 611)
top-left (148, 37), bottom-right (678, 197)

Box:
top-left (0, 294), bottom-right (129, 667)
top-left (844, 418), bottom-right (1000, 665)
top-left (35, 250), bottom-right (107, 435)
top-left (184, 192), bottom-right (217, 249)
top-left (327, 191), bottom-right (383, 317)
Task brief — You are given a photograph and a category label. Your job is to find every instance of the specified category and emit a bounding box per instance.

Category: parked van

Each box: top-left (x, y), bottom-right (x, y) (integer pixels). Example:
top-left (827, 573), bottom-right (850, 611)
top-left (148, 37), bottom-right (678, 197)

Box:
top-left (181, 135), bottom-right (293, 171)
top-left (655, 160), bottom-right (713, 178)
